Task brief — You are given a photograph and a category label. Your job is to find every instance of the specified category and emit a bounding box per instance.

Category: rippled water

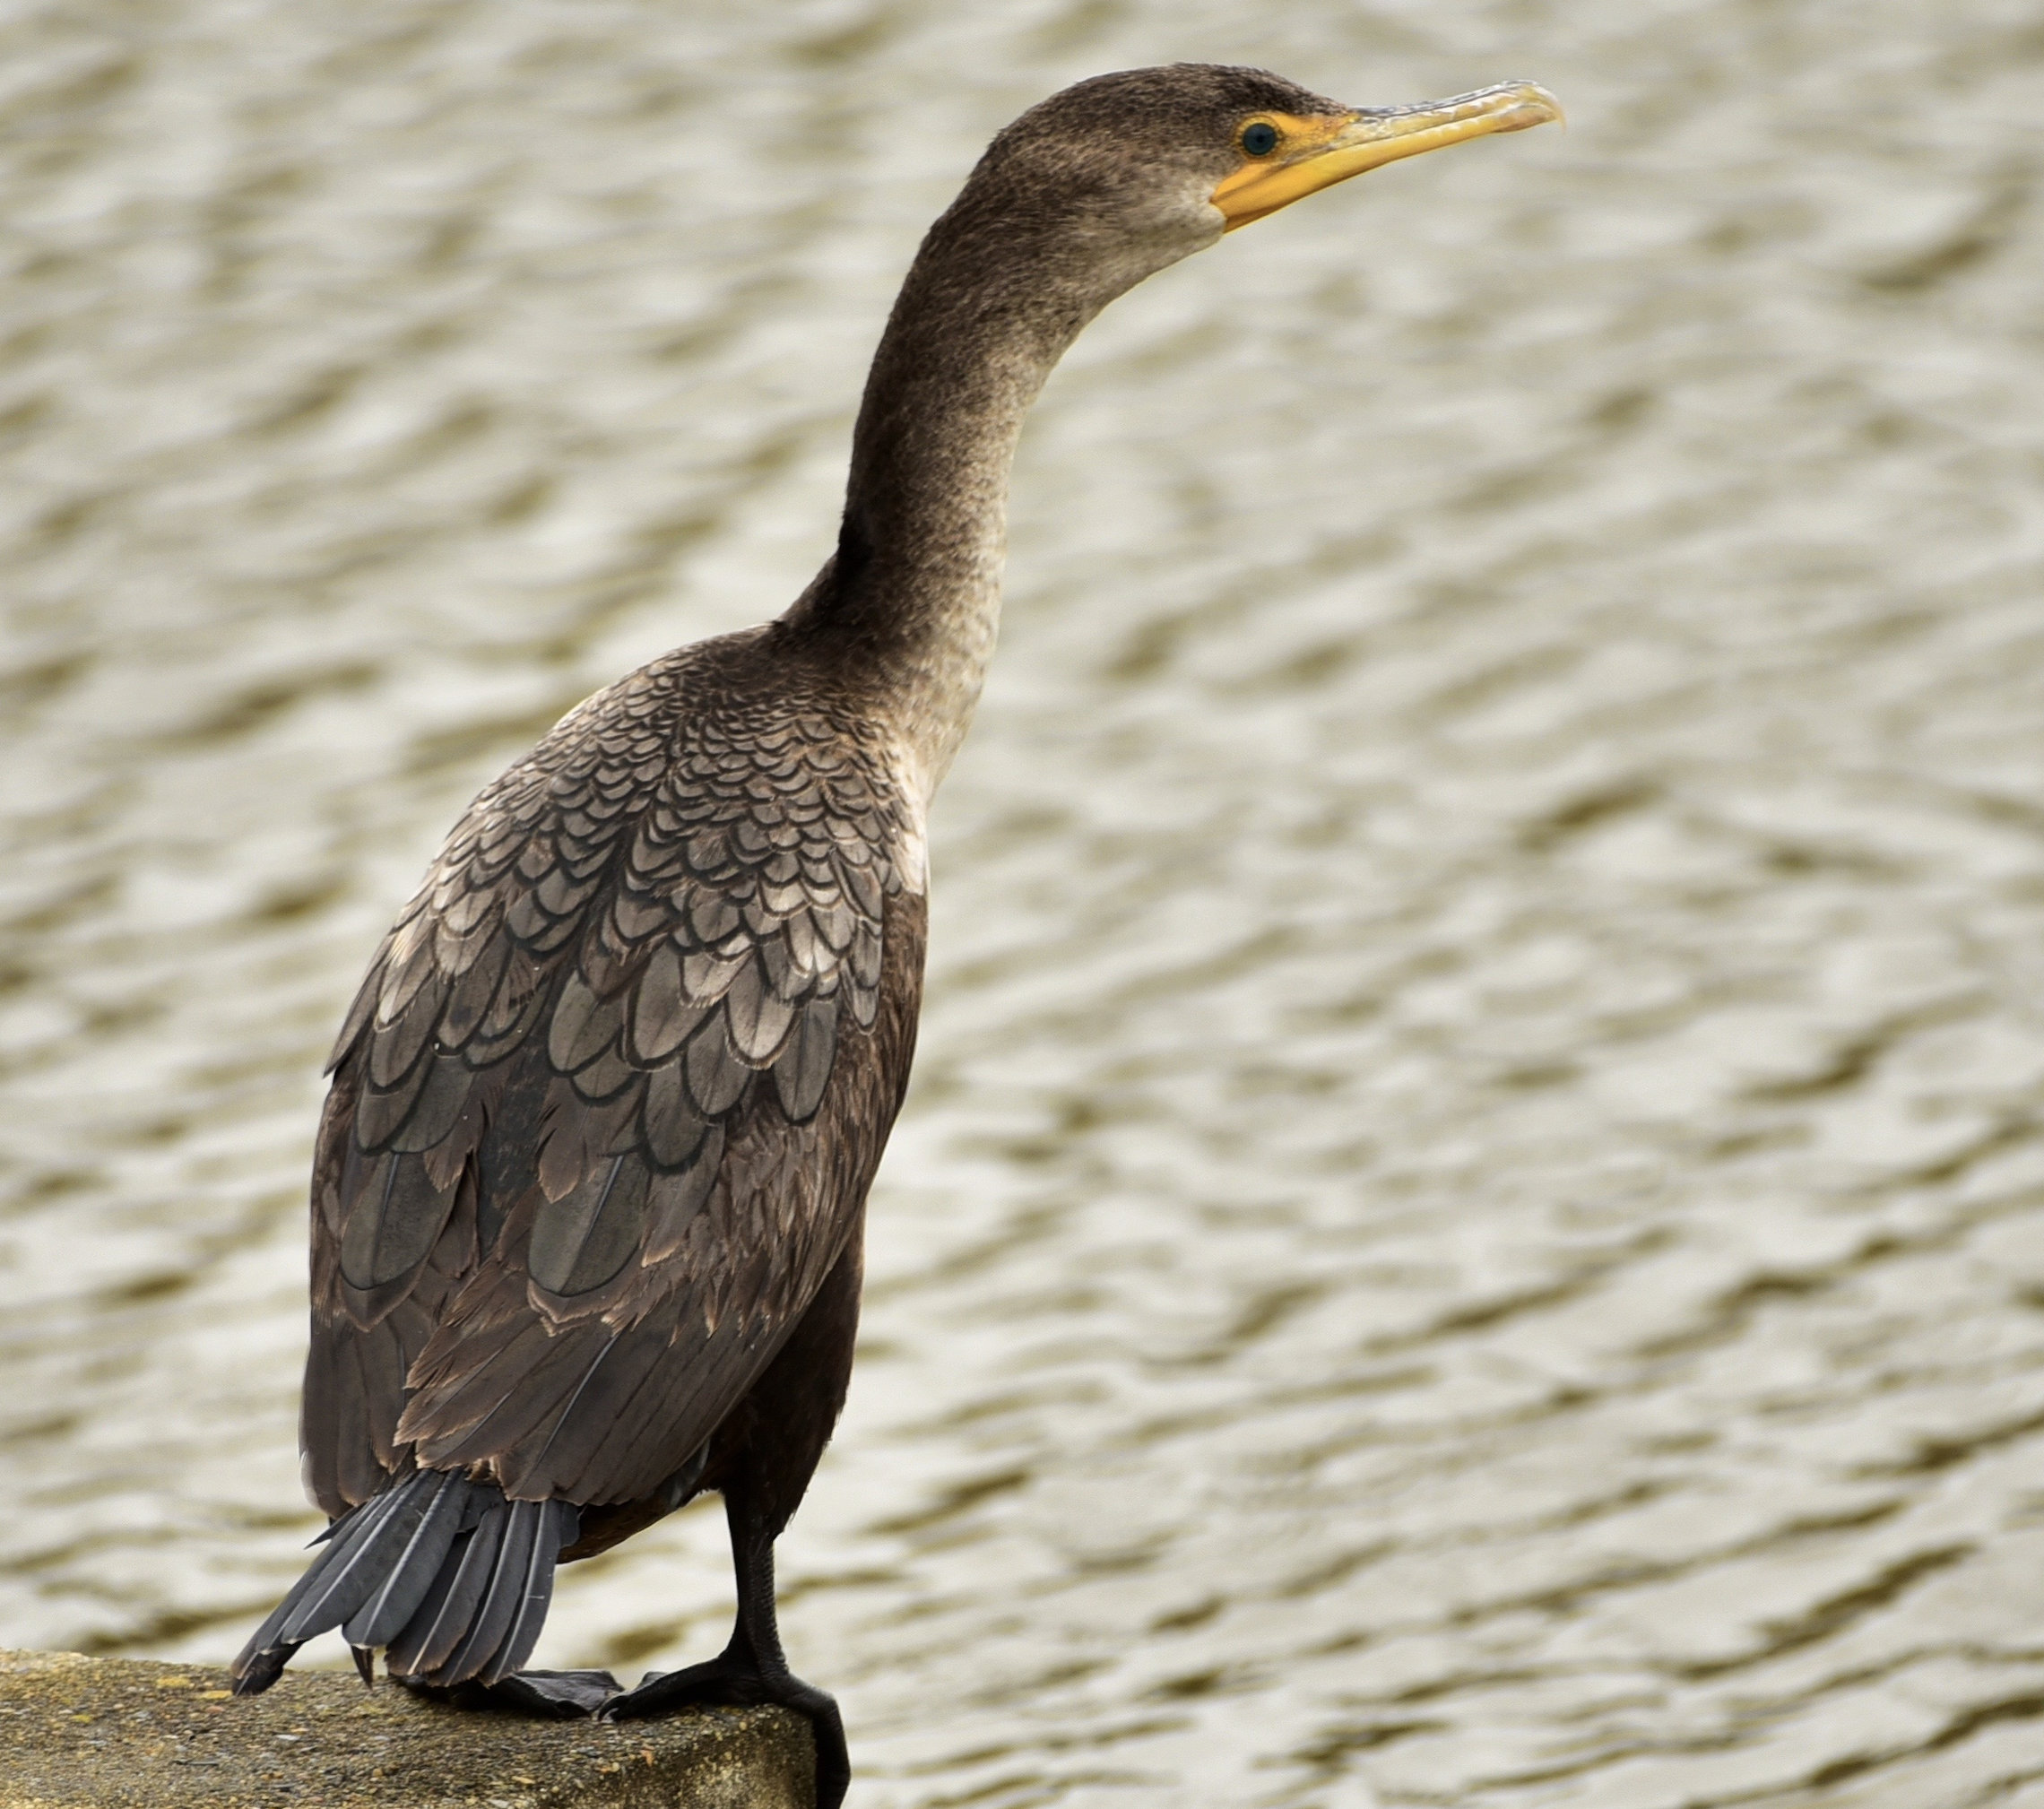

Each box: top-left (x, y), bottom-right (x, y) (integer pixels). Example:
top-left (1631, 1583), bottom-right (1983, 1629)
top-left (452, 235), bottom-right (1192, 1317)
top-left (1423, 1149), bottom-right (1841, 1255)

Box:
top-left (5, 2), bottom-right (2044, 1805)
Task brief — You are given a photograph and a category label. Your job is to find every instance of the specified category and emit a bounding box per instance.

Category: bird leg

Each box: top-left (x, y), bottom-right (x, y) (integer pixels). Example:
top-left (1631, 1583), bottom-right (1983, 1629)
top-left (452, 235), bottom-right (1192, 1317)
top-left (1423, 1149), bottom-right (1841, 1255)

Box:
top-left (603, 1495), bottom-right (848, 1809)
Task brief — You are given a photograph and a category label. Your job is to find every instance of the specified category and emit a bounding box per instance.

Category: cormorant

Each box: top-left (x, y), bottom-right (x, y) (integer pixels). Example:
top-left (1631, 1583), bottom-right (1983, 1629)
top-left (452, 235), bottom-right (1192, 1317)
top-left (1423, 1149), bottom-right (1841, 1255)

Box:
top-left (230, 65), bottom-right (1558, 1806)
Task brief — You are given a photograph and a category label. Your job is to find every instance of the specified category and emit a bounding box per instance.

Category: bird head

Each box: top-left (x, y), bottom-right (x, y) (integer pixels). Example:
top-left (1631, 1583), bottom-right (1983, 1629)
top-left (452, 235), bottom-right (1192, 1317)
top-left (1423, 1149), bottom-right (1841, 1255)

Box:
top-left (941, 65), bottom-right (1561, 311)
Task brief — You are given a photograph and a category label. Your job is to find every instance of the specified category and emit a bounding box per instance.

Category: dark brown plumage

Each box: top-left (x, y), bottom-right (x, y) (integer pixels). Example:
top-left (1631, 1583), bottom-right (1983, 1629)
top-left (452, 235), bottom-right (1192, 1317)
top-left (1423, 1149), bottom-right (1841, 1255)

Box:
top-left (230, 62), bottom-right (1557, 1808)
top-left (303, 648), bottom-right (919, 1516)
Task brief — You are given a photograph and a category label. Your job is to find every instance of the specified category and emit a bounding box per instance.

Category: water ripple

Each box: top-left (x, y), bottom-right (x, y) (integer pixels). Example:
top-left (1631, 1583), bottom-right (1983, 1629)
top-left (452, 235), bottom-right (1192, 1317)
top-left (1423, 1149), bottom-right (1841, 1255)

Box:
top-left (3, 2), bottom-right (2043, 1805)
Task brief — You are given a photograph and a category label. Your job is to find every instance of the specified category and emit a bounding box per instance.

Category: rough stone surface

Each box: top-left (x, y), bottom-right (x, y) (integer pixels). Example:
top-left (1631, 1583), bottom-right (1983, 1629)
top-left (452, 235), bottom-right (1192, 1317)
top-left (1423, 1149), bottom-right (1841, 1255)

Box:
top-left (0, 1650), bottom-right (813, 1808)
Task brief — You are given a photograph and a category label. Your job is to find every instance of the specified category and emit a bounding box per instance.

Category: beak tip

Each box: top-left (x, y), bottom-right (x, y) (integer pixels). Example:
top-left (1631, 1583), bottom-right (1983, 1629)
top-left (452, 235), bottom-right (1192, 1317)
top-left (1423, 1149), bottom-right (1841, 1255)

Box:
top-left (1503, 82), bottom-right (1567, 133)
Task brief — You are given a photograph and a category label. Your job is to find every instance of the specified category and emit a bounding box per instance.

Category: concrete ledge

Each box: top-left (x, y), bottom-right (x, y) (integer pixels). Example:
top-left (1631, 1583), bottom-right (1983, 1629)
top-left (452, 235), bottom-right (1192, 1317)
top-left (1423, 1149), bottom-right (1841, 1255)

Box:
top-left (0, 1649), bottom-right (814, 1808)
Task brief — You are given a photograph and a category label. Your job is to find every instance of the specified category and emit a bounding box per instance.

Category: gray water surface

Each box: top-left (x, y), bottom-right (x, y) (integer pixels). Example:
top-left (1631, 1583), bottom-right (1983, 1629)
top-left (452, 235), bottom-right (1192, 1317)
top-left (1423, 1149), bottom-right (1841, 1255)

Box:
top-left (4, 3), bottom-right (2044, 1805)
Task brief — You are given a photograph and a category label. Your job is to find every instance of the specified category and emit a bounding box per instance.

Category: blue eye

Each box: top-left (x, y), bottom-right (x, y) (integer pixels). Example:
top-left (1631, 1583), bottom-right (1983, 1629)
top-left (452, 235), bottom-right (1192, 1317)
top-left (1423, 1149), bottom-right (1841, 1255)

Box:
top-left (1241, 122), bottom-right (1279, 156)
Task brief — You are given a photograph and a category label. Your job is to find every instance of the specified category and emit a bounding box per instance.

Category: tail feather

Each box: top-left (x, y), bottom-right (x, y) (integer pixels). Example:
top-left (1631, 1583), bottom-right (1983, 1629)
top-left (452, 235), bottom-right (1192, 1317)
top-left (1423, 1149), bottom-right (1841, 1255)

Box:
top-left (342, 1471), bottom-right (481, 1649)
top-left (387, 1502), bottom-right (505, 1677)
top-left (231, 1472), bottom-right (578, 1699)
top-left (231, 1640), bottom-right (294, 1698)
top-left (380, 1523), bottom-right (470, 1676)
top-left (482, 1500), bottom-right (575, 1685)
top-left (278, 1471), bottom-right (444, 1644)
top-left (434, 1499), bottom-right (544, 1687)
top-left (231, 1485), bottom-right (411, 1693)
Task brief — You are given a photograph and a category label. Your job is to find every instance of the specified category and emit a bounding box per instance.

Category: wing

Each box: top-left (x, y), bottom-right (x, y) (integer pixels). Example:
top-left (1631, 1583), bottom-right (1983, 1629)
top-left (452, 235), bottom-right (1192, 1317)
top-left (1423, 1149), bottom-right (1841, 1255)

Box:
top-left (300, 642), bottom-right (925, 1514)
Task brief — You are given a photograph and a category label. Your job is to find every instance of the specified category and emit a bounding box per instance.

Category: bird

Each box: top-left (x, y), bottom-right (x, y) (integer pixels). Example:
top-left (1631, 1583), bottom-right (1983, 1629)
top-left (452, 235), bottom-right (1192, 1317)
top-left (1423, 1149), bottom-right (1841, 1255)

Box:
top-left (230, 63), bottom-right (1558, 1807)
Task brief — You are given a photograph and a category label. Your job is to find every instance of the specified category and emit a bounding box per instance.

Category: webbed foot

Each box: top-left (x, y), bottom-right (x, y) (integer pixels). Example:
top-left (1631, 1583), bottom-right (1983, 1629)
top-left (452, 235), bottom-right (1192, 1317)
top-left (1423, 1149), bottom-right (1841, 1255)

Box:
top-left (397, 1666), bottom-right (621, 1718)
top-left (603, 1657), bottom-right (847, 1808)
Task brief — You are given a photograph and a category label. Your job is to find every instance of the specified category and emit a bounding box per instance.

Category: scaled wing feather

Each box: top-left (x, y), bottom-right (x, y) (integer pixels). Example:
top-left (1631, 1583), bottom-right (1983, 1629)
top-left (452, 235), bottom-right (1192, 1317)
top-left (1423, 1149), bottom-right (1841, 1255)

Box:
top-left (302, 633), bottom-right (922, 1516)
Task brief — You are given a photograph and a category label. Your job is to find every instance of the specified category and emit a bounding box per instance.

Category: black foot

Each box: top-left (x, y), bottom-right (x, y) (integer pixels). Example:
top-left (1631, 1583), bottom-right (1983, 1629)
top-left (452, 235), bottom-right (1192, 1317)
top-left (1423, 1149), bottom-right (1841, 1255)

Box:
top-left (396, 1667), bottom-right (621, 1718)
top-left (603, 1656), bottom-right (847, 1808)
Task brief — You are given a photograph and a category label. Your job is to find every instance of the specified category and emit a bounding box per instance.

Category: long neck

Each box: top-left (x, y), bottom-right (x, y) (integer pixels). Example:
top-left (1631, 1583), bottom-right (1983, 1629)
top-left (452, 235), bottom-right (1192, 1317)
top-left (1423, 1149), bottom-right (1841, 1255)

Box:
top-left (783, 207), bottom-right (1102, 804)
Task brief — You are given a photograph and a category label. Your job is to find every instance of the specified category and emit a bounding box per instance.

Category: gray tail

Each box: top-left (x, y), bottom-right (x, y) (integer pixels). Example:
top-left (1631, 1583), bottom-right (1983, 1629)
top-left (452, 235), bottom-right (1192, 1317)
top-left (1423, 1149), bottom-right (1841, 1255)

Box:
top-left (231, 1471), bottom-right (578, 1696)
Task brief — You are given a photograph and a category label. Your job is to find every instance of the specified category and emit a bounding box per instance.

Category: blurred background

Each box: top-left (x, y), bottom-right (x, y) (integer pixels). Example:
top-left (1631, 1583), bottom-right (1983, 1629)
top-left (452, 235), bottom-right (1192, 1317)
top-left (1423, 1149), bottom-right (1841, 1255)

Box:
top-left (4, 1), bottom-right (2043, 1805)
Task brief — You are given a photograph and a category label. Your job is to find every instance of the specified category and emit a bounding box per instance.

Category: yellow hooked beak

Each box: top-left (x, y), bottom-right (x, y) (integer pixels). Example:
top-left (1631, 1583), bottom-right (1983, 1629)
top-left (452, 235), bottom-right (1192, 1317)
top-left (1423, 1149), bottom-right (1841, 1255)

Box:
top-left (1212, 82), bottom-right (1563, 230)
